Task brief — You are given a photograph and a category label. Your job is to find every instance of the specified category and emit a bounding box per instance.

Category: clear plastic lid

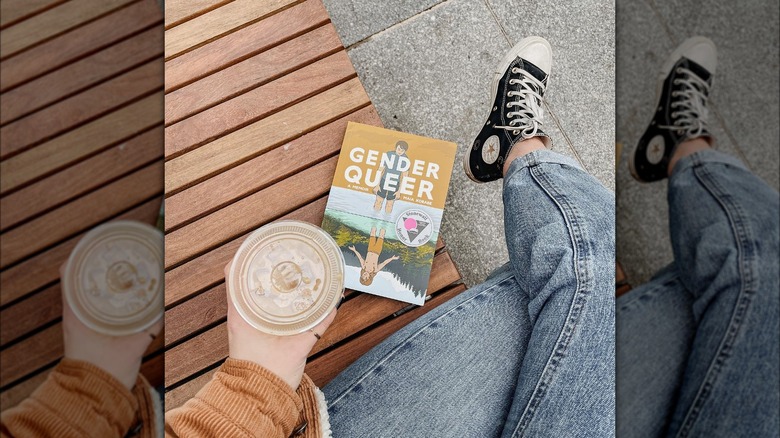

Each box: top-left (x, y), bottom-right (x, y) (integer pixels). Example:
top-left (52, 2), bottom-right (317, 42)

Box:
top-left (228, 221), bottom-right (344, 336)
top-left (63, 220), bottom-right (163, 336)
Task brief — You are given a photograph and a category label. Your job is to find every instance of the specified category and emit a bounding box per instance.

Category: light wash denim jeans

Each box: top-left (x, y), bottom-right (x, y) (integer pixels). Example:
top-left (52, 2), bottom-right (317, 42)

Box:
top-left (616, 150), bottom-right (780, 437)
top-left (324, 150), bottom-right (616, 437)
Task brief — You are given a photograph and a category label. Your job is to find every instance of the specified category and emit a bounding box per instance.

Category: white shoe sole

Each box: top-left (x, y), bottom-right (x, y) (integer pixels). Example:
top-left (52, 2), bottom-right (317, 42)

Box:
top-left (629, 36), bottom-right (716, 182)
top-left (463, 36), bottom-right (553, 183)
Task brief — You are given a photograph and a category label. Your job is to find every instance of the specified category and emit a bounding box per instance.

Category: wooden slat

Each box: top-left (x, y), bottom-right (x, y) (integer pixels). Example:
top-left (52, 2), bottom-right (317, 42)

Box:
top-left (0, 198), bottom-right (161, 307)
top-left (0, 0), bottom-right (161, 92)
top-left (0, 0), bottom-right (136, 59)
top-left (306, 283), bottom-right (468, 387)
top-left (165, 24), bottom-right (342, 125)
top-left (0, 283), bottom-right (60, 347)
top-left (166, 106), bottom-right (380, 231)
top-left (164, 197), bottom-right (329, 307)
top-left (165, 78), bottom-right (368, 193)
top-left (165, 157), bottom-right (336, 268)
top-left (164, 250), bottom-right (461, 388)
top-left (1, 162), bottom-right (163, 268)
top-left (1, 61), bottom-right (162, 159)
top-left (1, 127), bottom-right (163, 231)
top-left (164, 0), bottom-right (329, 93)
top-left (0, 367), bottom-right (50, 410)
top-left (165, 281), bottom-right (468, 411)
top-left (165, 51), bottom-right (354, 158)
top-left (0, 0), bottom-right (68, 29)
top-left (0, 92), bottom-right (163, 195)
top-left (164, 0), bottom-right (297, 60)
top-left (0, 26), bottom-right (162, 125)
top-left (0, 321), bottom-right (164, 388)
top-left (165, 0), bottom-right (232, 29)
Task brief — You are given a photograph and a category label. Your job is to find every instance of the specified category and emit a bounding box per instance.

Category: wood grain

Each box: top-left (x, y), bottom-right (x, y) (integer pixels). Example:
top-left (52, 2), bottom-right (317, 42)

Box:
top-left (165, 23), bottom-right (342, 125)
top-left (165, 157), bottom-right (336, 268)
top-left (0, 0), bottom-right (161, 92)
top-left (0, 0), bottom-right (68, 29)
top-left (165, 106), bottom-right (380, 231)
top-left (0, 198), bottom-right (161, 307)
top-left (164, 0), bottom-right (297, 60)
top-left (165, 0), bottom-right (232, 29)
top-left (305, 283), bottom-right (468, 387)
top-left (164, 197), bottom-right (329, 307)
top-left (1, 162), bottom-right (163, 268)
top-left (1, 61), bottom-right (163, 159)
top-left (0, 283), bottom-right (60, 347)
top-left (164, 78), bottom-right (368, 193)
top-left (166, 52), bottom-right (354, 159)
top-left (0, 93), bottom-right (163, 195)
top-left (164, 0), bottom-right (327, 92)
top-left (0, 367), bottom-right (50, 411)
top-left (0, 0), bottom-right (136, 59)
top-left (1, 127), bottom-right (163, 231)
top-left (0, 26), bottom-right (162, 125)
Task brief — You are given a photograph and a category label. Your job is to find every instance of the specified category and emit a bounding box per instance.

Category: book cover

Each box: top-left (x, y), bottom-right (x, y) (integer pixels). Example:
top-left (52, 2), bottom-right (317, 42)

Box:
top-left (322, 122), bottom-right (457, 305)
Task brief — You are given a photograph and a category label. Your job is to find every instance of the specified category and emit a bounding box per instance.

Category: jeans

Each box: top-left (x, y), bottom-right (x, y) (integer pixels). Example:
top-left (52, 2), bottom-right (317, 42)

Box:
top-left (616, 150), bottom-right (780, 437)
top-left (324, 150), bottom-right (616, 437)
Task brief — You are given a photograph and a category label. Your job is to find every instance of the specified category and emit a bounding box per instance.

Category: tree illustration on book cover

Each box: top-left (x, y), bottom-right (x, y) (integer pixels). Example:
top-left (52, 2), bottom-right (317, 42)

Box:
top-left (322, 122), bottom-right (457, 305)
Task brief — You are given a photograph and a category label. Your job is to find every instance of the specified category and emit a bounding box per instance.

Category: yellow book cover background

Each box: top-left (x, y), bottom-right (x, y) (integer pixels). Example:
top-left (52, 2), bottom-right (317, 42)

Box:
top-left (322, 122), bottom-right (457, 305)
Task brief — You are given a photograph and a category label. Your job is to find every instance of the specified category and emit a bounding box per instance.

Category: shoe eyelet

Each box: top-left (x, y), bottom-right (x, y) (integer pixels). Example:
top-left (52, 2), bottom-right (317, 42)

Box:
top-left (492, 106), bottom-right (497, 111)
top-left (675, 67), bottom-right (683, 74)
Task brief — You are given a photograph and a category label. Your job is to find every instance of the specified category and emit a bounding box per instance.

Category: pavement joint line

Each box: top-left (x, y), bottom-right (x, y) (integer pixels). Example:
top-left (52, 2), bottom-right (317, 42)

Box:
top-left (544, 102), bottom-right (590, 174)
top-left (343, 0), bottom-right (451, 51)
top-left (482, 0), bottom-right (514, 46)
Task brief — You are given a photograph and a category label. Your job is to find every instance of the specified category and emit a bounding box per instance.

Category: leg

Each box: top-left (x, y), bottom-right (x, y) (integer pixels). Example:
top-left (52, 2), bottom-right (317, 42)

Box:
top-left (374, 195), bottom-right (383, 211)
top-left (384, 199), bottom-right (394, 214)
top-left (615, 265), bottom-right (696, 437)
top-left (323, 270), bottom-right (533, 437)
top-left (499, 147), bottom-right (615, 436)
top-left (664, 149), bottom-right (779, 436)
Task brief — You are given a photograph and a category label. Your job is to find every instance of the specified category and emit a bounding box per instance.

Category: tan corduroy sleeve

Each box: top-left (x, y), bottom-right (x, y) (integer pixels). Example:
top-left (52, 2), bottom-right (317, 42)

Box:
top-left (0, 358), bottom-right (137, 438)
top-left (165, 358), bottom-right (321, 438)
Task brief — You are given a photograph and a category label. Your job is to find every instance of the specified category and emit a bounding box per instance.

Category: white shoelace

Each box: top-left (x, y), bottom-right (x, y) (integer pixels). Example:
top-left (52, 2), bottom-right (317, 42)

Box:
top-left (494, 67), bottom-right (546, 137)
top-left (658, 66), bottom-right (710, 137)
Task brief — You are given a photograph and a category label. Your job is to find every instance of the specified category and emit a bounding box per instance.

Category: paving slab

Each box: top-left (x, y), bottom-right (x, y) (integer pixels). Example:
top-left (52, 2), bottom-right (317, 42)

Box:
top-left (322, 0), bottom-right (443, 47)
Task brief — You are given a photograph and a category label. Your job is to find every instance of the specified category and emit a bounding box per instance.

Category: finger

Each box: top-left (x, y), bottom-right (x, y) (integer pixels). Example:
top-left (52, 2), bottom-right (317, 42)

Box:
top-left (311, 307), bottom-right (338, 336)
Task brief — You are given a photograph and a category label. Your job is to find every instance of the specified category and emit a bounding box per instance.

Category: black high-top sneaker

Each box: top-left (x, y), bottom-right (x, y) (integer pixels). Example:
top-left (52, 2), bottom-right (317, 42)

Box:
top-left (630, 36), bottom-right (717, 182)
top-left (464, 36), bottom-right (553, 183)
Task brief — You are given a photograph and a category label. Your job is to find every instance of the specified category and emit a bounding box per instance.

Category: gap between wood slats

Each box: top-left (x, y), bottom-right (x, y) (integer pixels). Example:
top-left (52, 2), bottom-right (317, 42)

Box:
top-left (0, 26), bottom-right (163, 127)
top-left (0, 196), bottom-right (163, 308)
top-left (0, 193), bottom-right (161, 296)
top-left (0, 92), bottom-right (163, 196)
top-left (0, 0), bottom-right (161, 93)
top-left (164, 79), bottom-right (369, 195)
top-left (165, 23), bottom-right (343, 126)
top-left (164, 55), bottom-right (356, 160)
top-left (163, 0), bottom-right (330, 94)
top-left (0, 0), bottom-right (69, 30)
top-left (0, 126), bottom-right (163, 232)
top-left (165, 105), bottom-right (380, 233)
top-left (164, 0), bottom-right (235, 30)
top-left (0, 0), bottom-right (138, 61)
top-left (0, 72), bottom-right (163, 162)
top-left (163, 0), bottom-right (304, 61)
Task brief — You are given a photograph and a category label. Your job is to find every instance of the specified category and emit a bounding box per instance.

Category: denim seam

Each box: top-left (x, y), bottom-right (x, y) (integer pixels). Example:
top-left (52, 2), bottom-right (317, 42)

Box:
top-left (509, 164), bottom-right (594, 438)
top-left (327, 275), bottom-right (517, 408)
top-left (675, 162), bottom-right (757, 437)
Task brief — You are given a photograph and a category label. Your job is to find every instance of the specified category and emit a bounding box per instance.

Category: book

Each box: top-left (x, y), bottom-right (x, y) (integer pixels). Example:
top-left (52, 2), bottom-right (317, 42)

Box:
top-left (322, 122), bottom-right (457, 305)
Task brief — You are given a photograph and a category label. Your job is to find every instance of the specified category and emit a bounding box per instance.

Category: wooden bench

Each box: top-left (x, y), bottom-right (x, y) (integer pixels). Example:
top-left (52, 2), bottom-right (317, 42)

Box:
top-left (161, 0), bottom-right (465, 410)
top-left (0, 0), bottom-right (164, 410)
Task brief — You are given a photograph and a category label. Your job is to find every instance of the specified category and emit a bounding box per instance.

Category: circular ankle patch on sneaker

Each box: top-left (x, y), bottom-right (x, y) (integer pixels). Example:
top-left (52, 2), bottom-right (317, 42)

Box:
top-left (481, 135), bottom-right (500, 164)
top-left (646, 135), bottom-right (666, 164)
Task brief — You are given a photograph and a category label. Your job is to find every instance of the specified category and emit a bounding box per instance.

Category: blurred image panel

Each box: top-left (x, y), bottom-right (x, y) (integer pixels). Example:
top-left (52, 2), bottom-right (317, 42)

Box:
top-left (0, 0), bottom-right (164, 436)
top-left (616, 0), bottom-right (779, 436)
